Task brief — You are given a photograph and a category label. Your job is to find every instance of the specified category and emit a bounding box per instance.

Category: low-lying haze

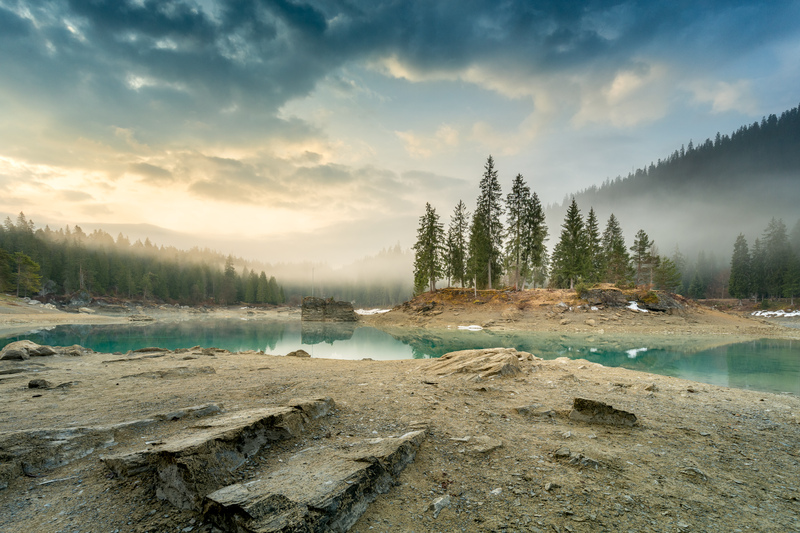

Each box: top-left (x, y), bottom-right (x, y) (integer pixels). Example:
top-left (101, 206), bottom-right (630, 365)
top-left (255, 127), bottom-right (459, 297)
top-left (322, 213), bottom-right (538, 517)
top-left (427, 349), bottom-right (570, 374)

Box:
top-left (1, 0), bottom-right (799, 265)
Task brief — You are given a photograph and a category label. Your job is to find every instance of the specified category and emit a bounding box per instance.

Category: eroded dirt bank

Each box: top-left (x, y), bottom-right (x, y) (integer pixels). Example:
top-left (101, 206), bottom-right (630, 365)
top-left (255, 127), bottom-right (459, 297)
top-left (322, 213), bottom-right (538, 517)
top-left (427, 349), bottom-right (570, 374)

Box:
top-left (1, 344), bottom-right (798, 532)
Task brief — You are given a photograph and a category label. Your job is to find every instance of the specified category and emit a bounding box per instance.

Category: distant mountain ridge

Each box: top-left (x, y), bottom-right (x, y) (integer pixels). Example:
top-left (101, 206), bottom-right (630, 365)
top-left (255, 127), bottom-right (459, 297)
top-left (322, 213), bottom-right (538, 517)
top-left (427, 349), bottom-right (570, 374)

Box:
top-left (547, 104), bottom-right (800, 257)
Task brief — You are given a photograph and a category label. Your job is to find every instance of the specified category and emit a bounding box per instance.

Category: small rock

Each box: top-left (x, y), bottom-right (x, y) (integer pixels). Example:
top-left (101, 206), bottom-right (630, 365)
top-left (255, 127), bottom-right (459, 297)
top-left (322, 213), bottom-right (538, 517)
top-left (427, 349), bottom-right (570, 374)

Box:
top-left (544, 482), bottom-right (560, 492)
top-left (429, 495), bottom-right (451, 518)
top-left (679, 467), bottom-right (708, 482)
top-left (489, 487), bottom-right (502, 496)
top-left (585, 319), bottom-right (596, 327)
top-left (468, 435), bottom-right (503, 454)
top-left (286, 349), bottom-right (311, 358)
top-left (559, 319), bottom-right (570, 326)
top-left (28, 379), bottom-right (53, 389)
top-left (644, 383), bottom-right (658, 392)
top-left (569, 398), bottom-right (637, 426)
top-left (553, 447), bottom-right (571, 459)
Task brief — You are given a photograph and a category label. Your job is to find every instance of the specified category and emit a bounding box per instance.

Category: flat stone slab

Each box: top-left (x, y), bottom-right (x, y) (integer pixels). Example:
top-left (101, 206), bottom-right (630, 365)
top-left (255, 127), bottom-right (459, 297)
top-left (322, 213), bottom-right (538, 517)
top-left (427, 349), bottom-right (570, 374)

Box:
top-left (103, 397), bottom-right (334, 510)
top-left (203, 430), bottom-right (426, 533)
top-left (569, 397), bottom-right (637, 426)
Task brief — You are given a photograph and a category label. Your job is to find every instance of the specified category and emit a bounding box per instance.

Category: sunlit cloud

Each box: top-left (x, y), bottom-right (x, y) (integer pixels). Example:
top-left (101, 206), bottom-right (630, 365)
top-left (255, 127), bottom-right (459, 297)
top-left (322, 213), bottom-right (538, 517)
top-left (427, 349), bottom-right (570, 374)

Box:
top-left (687, 79), bottom-right (759, 115)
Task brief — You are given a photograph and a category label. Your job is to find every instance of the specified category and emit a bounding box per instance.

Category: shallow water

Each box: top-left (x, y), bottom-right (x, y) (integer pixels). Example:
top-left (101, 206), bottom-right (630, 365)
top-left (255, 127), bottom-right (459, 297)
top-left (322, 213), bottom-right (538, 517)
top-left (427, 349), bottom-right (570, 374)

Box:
top-left (1, 319), bottom-right (798, 395)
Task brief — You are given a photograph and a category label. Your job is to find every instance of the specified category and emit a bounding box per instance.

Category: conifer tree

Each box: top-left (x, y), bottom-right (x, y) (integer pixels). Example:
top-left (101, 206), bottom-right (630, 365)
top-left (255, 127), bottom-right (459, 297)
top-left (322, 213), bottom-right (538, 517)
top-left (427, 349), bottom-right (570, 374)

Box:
top-left (763, 218), bottom-right (791, 298)
top-left (601, 214), bottom-right (630, 284)
top-left (750, 238), bottom-right (766, 300)
top-left (446, 200), bottom-right (469, 287)
top-left (630, 229), bottom-right (654, 286)
top-left (413, 203), bottom-right (445, 294)
top-left (584, 208), bottom-right (603, 283)
top-left (523, 191), bottom-right (548, 289)
top-left (653, 257), bottom-right (682, 292)
top-left (550, 198), bottom-right (586, 289)
top-left (505, 174), bottom-right (530, 290)
top-left (469, 156), bottom-right (504, 289)
top-left (728, 234), bottom-right (751, 299)
top-left (13, 252), bottom-right (41, 297)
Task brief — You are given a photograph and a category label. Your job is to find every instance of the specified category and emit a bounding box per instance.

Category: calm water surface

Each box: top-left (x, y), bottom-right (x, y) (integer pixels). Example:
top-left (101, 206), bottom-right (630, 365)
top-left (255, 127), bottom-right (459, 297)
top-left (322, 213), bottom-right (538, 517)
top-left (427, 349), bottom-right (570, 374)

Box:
top-left (2, 319), bottom-right (797, 395)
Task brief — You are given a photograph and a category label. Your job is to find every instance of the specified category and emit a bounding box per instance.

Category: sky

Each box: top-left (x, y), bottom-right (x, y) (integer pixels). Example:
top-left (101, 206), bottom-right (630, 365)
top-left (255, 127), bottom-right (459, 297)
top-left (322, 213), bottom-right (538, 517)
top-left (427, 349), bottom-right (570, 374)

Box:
top-left (1, 0), bottom-right (799, 265)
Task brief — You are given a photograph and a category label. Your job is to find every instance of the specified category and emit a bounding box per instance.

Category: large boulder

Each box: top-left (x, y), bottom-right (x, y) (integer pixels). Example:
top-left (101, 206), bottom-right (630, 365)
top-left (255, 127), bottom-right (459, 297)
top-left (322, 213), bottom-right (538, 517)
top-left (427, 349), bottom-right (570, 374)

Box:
top-left (0, 341), bottom-right (57, 360)
top-left (301, 297), bottom-right (357, 322)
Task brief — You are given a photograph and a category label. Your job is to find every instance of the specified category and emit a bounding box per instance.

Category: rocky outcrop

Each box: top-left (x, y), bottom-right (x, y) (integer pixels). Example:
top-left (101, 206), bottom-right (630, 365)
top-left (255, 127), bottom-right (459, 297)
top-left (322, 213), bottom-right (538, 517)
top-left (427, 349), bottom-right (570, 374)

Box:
top-left (203, 430), bottom-right (426, 533)
top-left (103, 398), bottom-right (335, 510)
top-left (425, 348), bottom-right (539, 380)
top-left (301, 297), bottom-right (357, 322)
top-left (0, 341), bottom-right (57, 360)
top-left (579, 287), bottom-right (685, 313)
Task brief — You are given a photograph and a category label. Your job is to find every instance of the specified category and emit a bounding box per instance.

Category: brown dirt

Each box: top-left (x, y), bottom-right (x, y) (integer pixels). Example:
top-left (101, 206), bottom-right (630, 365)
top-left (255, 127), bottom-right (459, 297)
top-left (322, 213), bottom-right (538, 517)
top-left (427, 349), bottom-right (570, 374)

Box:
top-left (361, 287), bottom-right (799, 339)
top-left (1, 292), bottom-right (799, 532)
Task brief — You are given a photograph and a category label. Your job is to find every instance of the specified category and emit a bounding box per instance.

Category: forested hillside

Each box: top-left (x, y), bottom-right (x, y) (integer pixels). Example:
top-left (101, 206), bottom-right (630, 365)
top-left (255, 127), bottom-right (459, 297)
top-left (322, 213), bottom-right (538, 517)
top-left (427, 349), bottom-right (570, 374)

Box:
top-left (0, 213), bottom-right (284, 306)
top-left (548, 104), bottom-right (800, 257)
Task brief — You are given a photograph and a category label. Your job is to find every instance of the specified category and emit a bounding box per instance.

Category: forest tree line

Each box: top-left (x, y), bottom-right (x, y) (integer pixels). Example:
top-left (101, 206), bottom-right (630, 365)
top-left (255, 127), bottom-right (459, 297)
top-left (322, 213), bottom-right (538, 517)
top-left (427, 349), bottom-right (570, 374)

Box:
top-left (0, 213), bottom-right (285, 306)
top-left (413, 156), bottom-right (800, 302)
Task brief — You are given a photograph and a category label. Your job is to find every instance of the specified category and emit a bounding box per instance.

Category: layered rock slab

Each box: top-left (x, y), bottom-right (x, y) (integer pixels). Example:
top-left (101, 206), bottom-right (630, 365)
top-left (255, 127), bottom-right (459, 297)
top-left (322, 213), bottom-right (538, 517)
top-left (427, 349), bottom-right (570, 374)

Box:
top-left (425, 347), bottom-right (538, 380)
top-left (203, 430), bottom-right (426, 533)
top-left (103, 397), bottom-right (334, 510)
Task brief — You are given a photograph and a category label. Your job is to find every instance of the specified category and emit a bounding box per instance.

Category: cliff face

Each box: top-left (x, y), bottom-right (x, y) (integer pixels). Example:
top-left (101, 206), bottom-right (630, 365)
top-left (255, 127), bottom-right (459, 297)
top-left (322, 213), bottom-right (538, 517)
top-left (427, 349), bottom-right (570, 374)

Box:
top-left (301, 297), bottom-right (358, 322)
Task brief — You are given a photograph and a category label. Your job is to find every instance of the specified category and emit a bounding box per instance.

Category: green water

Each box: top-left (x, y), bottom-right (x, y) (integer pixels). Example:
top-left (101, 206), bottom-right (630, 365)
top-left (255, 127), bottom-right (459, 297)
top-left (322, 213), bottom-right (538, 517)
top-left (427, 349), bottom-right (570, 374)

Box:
top-left (1, 319), bottom-right (798, 395)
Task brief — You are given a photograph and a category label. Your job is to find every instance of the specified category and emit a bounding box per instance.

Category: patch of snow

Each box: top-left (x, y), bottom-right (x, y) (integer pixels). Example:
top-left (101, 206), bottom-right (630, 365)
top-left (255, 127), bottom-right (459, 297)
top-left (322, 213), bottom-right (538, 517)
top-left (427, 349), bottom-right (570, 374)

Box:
top-left (355, 308), bottom-right (391, 315)
top-left (627, 301), bottom-right (649, 313)
top-left (589, 348), bottom-right (598, 353)
top-left (751, 309), bottom-right (800, 318)
top-left (458, 325), bottom-right (483, 331)
top-left (626, 347), bottom-right (648, 359)
top-left (590, 306), bottom-right (599, 311)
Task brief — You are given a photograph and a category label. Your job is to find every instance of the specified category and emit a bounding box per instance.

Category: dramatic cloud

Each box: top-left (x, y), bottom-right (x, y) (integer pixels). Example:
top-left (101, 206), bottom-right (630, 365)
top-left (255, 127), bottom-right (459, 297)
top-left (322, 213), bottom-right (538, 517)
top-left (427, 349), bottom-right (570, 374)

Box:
top-left (0, 0), bottom-right (799, 262)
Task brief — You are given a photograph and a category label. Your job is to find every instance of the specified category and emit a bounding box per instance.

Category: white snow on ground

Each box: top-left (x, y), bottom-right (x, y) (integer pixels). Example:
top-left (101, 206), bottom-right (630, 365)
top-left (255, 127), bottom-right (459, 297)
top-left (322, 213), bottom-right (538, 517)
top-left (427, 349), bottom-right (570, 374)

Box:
top-left (627, 301), bottom-right (649, 313)
top-left (355, 309), bottom-right (391, 315)
top-left (626, 347), bottom-right (648, 359)
top-left (458, 325), bottom-right (484, 331)
top-left (751, 309), bottom-right (800, 317)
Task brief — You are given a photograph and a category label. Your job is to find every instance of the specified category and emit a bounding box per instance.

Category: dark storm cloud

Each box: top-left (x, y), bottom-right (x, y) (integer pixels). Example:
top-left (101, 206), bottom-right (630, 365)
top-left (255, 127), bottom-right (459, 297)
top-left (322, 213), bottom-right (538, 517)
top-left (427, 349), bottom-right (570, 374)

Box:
top-left (4, 0), bottom-right (796, 133)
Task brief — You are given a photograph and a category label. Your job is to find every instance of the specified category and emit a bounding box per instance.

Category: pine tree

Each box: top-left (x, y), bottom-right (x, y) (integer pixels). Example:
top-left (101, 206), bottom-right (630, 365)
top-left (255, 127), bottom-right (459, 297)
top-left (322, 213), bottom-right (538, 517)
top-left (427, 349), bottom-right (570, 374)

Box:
top-left (412, 203), bottom-right (445, 294)
top-left (13, 252), bottom-right (42, 297)
top-left (446, 200), bottom-right (469, 287)
top-left (728, 234), bottom-right (751, 299)
top-left (630, 229), bottom-right (654, 286)
top-left (762, 218), bottom-right (791, 298)
top-left (601, 214), bottom-right (630, 284)
top-left (523, 191), bottom-right (548, 289)
top-left (688, 270), bottom-right (705, 299)
top-left (550, 198), bottom-right (587, 289)
top-left (750, 238), bottom-right (766, 300)
top-left (470, 155), bottom-right (504, 289)
top-left (653, 257), bottom-right (682, 292)
top-left (505, 174), bottom-right (530, 290)
top-left (584, 208), bottom-right (603, 283)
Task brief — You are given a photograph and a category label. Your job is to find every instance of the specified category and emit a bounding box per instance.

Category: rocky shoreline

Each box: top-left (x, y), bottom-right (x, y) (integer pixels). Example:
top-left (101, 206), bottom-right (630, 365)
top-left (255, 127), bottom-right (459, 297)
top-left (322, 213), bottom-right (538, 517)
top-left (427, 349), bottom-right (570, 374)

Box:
top-left (1, 292), bottom-right (799, 532)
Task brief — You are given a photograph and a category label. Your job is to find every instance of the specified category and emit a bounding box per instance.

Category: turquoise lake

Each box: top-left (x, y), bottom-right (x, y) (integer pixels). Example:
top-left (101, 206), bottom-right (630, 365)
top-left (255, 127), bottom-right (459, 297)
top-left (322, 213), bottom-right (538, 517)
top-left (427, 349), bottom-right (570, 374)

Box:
top-left (1, 319), bottom-right (798, 395)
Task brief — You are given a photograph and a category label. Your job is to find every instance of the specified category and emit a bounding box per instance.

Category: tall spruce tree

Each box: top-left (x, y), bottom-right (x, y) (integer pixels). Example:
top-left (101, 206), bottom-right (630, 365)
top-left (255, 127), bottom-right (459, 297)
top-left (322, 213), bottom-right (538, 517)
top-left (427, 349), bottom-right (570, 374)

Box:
top-left (413, 202), bottom-right (445, 294)
top-left (750, 238), bottom-right (766, 300)
top-left (446, 200), bottom-right (469, 287)
top-left (762, 218), bottom-right (791, 298)
top-left (469, 156), bottom-right (504, 289)
top-left (550, 198), bottom-right (586, 289)
top-left (584, 208), bottom-right (603, 283)
top-left (601, 214), bottom-right (630, 284)
top-left (630, 229), bottom-right (654, 286)
top-left (505, 174), bottom-right (530, 290)
top-left (523, 191), bottom-right (548, 289)
top-left (728, 234), bottom-right (751, 299)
